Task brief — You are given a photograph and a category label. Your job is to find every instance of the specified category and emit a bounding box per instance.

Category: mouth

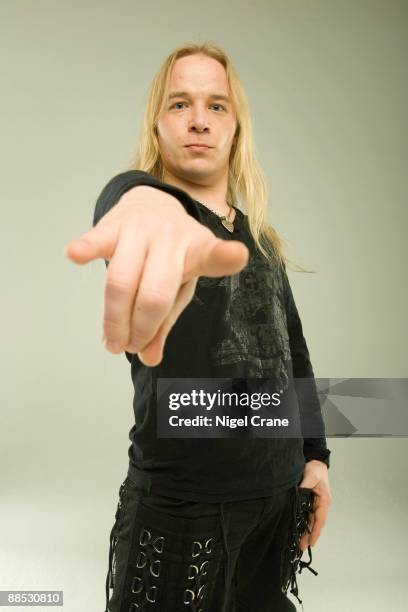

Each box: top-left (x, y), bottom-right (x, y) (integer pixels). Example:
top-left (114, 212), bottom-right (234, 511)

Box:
top-left (185, 144), bottom-right (212, 151)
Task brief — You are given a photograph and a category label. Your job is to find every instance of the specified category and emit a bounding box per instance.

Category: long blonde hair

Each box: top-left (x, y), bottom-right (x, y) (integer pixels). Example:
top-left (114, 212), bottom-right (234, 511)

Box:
top-left (127, 40), bottom-right (313, 273)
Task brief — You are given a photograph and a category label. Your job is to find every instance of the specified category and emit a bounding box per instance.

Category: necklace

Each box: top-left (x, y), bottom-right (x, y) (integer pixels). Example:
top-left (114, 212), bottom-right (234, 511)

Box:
top-left (195, 199), bottom-right (235, 233)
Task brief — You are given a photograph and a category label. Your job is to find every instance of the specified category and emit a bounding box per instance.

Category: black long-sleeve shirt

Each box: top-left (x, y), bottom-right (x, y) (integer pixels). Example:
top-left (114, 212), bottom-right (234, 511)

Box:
top-left (92, 170), bottom-right (331, 502)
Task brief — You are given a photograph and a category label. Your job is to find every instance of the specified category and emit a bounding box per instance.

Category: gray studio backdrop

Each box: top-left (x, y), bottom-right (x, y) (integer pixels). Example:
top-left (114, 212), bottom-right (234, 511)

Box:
top-left (1, 1), bottom-right (407, 611)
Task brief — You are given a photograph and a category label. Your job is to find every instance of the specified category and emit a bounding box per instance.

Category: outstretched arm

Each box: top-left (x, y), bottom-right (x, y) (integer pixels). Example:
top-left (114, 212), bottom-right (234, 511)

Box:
top-left (64, 170), bottom-right (249, 366)
top-left (92, 170), bottom-right (204, 268)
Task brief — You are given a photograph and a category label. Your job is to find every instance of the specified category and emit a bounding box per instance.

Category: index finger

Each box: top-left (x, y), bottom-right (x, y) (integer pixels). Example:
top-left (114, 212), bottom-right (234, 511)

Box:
top-left (64, 223), bottom-right (117, 265)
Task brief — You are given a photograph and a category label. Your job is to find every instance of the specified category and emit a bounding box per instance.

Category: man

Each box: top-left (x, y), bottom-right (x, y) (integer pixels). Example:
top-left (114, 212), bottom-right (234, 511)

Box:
top-left (65, 42), bottom-right (332, 612)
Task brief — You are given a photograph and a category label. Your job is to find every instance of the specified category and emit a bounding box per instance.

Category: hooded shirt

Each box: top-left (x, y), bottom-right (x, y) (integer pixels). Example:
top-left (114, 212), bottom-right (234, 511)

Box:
top-left (92, 170), bottom-right (331, 502)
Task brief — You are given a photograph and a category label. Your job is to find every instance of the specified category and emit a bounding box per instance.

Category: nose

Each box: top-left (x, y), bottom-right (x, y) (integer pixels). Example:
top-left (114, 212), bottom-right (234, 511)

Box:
top-left (188, 106), bottom-right (210, 133)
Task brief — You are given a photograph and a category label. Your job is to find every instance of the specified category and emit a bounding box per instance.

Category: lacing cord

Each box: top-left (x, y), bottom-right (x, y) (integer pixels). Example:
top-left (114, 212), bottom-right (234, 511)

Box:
top-left (281, 486), bottom-right (319, 611)
top-left (105, 523), bottom-right (116, 611)
top-left (219, 503), bottom-right (230, 612)
top-left (105, 479), bottom-right (128, 612)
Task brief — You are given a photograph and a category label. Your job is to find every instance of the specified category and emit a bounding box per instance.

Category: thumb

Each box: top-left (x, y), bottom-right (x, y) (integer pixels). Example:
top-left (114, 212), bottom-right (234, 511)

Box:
top-left (193, 239), bottom-right (249, 279)
top-left (64, 225), bottom-right (116, 265)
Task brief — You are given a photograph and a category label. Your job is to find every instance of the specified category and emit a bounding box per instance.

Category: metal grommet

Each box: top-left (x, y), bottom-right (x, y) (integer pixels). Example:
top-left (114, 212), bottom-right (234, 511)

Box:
top-left (197, 584), bottom-right (206, 601)
top-left (192, 540), bottom-right (203, 557)
top-left (183, 589), bottom-right (195, 604)
top-left (153, 536), bottom-right (165, 554)
top-left (136, 551), bottom-right (147, 569)
top-left (200, 560), bottom-right (209, 575)
top-left (150, 559), bottom-right (161, 578)
top-left (146, 585), bottom-right (157, 603)
top-left (188, 564), bottom-right (199, 579)
top-left (129, 603), bottom-right (140, 610)
top-left (131, 575), bottom-right (143, 594)
top-left (139, 528), bottom-right (151, 546)
top-left (204, 538), bottom-right (213, 554)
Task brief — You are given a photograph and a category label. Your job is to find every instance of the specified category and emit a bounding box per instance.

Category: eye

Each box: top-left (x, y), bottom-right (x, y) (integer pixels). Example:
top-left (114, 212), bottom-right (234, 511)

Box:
top-left (170, 102), bottom-right (226, 111)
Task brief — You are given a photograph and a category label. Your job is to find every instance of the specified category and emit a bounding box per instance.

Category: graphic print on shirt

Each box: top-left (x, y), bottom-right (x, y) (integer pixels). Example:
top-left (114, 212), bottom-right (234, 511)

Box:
top-left (195, 250), bottom-right (292, 388)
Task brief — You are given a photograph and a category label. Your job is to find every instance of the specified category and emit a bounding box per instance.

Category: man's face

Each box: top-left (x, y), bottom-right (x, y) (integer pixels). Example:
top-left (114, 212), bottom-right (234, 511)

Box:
top-left (156, 54), bottom-right (238, 184)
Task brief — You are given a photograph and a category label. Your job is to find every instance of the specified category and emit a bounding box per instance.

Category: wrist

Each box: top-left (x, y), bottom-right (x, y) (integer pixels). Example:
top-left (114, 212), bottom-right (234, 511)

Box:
top-left (305, 459), bottom-right (328, 470)
top-left (121, 184), bottom-right (186, 214)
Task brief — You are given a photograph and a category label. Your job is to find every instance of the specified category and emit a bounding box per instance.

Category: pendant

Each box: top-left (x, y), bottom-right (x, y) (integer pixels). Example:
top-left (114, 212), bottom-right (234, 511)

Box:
top-left (221, 218), bottom-right (234, 233)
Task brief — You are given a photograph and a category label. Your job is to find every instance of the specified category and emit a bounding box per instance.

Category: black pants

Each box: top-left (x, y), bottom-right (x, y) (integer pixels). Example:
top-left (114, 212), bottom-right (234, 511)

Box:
top-left (105, 476), bottom-right (316, 612)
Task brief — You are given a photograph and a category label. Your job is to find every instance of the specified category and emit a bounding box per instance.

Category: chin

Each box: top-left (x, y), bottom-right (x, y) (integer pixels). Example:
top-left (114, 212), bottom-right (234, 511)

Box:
top-left (181, 165), bottom-right (213, 181)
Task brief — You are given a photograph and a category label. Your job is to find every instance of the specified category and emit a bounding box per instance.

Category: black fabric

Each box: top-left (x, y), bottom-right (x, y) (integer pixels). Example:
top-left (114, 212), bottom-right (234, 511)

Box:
top-left (92, 170), bottom-right (203, 227)
top-left (105, 474), bottom-right (315, 612)
top-left (92, 170), bottom-right (331, 503)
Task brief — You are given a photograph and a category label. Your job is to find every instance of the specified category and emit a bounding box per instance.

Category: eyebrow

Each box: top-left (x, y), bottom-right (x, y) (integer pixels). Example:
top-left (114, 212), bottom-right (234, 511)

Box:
top-left (168, 91), bottom-right (231, 104)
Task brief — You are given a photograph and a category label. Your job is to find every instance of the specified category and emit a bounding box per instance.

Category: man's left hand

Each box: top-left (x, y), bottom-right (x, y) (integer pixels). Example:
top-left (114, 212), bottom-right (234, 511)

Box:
top-left (298, 459), bottom-right (333, 551)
